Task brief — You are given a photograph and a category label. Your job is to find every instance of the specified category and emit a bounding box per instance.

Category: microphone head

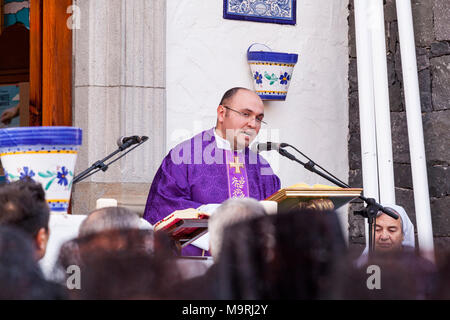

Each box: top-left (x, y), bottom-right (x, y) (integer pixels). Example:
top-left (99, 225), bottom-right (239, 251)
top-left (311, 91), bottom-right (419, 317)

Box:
top-left (117, 135), bottom-right (140, 147)
top-left (255, 142), bottom-right (282, 152)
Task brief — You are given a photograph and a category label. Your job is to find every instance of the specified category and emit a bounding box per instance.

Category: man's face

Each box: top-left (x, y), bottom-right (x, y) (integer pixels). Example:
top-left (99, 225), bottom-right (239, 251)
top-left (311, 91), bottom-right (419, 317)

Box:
top-left (374, 213), bottom-right (403, 253)
top-left (217, 90), bottom-right (265, 149)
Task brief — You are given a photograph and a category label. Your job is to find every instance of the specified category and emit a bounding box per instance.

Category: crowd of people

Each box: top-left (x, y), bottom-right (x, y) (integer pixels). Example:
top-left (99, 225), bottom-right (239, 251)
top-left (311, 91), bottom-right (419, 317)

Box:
top-left (0, 178), bottom-right (449, 300)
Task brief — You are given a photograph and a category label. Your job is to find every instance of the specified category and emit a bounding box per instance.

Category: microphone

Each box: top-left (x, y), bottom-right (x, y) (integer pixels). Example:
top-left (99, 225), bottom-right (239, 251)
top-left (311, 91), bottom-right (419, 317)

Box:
top-left (251, 141), bottom-right (297, 162)
top-left (381, 206), bottom-right (399, 220)
top-left (251, 142), bottom-right (289, 153)
top-left (116, 135), bottom-right (148, 148)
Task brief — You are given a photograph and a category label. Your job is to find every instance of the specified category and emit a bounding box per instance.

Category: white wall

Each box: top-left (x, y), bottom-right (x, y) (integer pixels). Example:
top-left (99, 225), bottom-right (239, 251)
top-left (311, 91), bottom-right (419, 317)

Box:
top-left (166, 0), bottom-right (349, 191)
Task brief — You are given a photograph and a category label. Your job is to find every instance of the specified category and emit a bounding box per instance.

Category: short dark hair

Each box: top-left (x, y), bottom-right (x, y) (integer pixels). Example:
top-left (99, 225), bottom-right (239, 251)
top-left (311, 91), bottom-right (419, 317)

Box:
top-left (219, 87), bottom-right (252, 106)
top-left (216, 208), bottom-right (347, 299)
top-left (0, 225), bottom-right (66, 299)
top-left (55, 229), bottom-right (180, 299)
top-left (0, 179), bottom-right (50, 237)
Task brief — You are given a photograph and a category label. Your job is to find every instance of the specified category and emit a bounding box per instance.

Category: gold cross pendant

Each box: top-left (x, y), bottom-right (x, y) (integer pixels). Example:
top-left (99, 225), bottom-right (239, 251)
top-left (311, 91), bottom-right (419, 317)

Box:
top-left (229, 156), bottom-right (244, 174)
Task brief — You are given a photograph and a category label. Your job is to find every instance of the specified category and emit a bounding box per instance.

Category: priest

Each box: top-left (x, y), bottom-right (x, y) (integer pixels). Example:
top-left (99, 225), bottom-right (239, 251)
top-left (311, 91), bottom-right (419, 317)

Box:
top-left (143, 87), bottom-right (281, 256)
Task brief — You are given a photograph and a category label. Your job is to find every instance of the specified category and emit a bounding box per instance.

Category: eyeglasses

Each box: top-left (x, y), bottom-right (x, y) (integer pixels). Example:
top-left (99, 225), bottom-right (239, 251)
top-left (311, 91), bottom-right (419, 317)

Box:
top-left (222, 105), bottom-right (267, 126)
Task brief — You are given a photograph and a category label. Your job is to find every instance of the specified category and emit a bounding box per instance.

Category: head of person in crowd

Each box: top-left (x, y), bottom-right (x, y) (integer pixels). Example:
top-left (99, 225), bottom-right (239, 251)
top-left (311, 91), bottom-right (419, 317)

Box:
top-left (335, 249), bottom-right (437, 300)
top-left (56, 228), bottom-right (180, 299)
top-left (0, 226), bottom-right (67, 299)
top-left (58, 228), bottom-right (156, 270)
top-left (215, 87), bottom-right (265, 150)
top-left (374, 204), bottom-right (415, 253)
top-left (215, 208), bottom-right (347, 299)
top-left (208, 197), bottom-right (267, 261)
top-left (293, 198), bottom-right (335, 211)
top-left (0, 179), bottom-right (50, 260)
top-left (78, 206), bottom-right (142, 237)
top-left (355, 204), bottom-right (415, 268)
top-left (432, 250), bottom-right (450, 299)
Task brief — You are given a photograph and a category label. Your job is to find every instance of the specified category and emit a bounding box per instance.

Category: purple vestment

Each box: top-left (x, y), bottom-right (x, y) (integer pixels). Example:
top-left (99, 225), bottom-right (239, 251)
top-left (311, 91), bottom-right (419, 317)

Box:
top-left (143, 128), bottom-right (281, 256)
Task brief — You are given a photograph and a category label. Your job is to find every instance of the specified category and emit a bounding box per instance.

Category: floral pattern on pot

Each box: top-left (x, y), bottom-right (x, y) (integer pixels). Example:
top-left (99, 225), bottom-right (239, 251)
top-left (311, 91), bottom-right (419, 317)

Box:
top-left (254, 71), bottom-right (263, 84)
top-left (247, 48), bottom-right (298, 101)
top-left (19, 166), bottom-right (35, 180)
top-left (279, 72), bottom-right (291, 85)
top-left (38, 166), bottom-right (74, 190)
top-left (8, 166), bottom-right (74, 191)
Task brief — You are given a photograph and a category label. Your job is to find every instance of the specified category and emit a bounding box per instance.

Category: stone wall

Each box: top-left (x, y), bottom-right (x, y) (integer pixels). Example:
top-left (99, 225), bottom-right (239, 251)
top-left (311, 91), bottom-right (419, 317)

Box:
top-left (72, 0), bottom-right (166, 216)
top-left (348, 0), bottom-right (450, 251)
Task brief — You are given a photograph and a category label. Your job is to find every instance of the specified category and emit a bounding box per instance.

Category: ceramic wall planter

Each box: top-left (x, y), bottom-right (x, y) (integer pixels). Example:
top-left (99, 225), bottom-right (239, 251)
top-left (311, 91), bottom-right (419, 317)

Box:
top-left (247, 44), bottom-right (298, 101)
top-left (0, 126), bottom-right (82, 214)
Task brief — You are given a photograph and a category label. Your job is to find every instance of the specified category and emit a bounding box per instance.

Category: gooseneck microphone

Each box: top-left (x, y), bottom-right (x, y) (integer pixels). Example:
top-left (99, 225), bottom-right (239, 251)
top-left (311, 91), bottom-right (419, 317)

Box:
top-left (251, 142), bottom-right (289, 153)
top-left (74, 135), bottom-right (149, 184)
top-left (253, 139), bottom-right (399, 255)
top-left (117, 135), bottom-right (142, 147)
top-left (116, 135), bottom-right (149, 150)
top-left (251, 141), bottom-right (297, 161)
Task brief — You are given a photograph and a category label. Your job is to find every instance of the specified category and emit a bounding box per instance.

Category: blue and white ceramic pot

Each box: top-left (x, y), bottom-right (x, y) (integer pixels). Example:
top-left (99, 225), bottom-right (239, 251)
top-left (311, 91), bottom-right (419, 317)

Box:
top-left (247, 44), bottom-right (298, 101)
top-left (0, 127), bottom-right (82, 214)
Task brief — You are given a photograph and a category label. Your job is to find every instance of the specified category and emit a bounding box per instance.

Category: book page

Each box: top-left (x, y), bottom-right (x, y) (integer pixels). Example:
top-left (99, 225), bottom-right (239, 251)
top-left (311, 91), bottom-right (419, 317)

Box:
top-left (190, 203), bottom-right (221, 251)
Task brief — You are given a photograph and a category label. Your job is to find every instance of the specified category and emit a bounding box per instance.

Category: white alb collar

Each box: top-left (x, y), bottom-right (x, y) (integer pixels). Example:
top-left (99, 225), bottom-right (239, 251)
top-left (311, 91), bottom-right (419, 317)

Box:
top-left (214, 128), bottom-right (232, 151)
top-left (214, 128), bottom-right (249, 153)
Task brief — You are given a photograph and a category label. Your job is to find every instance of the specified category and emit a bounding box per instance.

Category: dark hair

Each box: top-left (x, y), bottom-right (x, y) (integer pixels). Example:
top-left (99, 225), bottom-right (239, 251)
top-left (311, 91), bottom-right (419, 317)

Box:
top-left (0, 179), bottom-right (50, 237)
top-left (219, 87), bottom-right (252, 106)
top-left (335, 250), bottom-right (438, 300)
top-left (55, 228), bottom-right (182, 299)
top-left (431, 250), bottom-right (450, 299)
top-left (0, 226), bottom-right (67, 299)
top-left (215, 208), bottom-right (347, 299)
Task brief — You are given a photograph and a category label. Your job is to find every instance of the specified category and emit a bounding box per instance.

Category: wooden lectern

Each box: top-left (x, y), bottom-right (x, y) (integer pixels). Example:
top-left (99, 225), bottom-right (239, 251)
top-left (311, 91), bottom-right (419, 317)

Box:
top-left (266, 185), bottom-right (363, 213)
top-left (154, 186), bottom-right (363, 248)
top-left (153, 209), bottom-right (210, 248)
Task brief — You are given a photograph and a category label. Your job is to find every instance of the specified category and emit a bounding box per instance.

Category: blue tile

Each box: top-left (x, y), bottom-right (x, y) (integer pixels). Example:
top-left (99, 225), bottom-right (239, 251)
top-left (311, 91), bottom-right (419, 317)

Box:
top-left (224, 0), bottom-right (296, 25)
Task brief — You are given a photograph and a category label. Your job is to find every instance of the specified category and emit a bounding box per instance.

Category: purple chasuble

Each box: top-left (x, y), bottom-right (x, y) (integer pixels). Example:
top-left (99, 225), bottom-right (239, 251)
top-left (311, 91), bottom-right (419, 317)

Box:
top-left (143, 128), bottom-right (281, 256)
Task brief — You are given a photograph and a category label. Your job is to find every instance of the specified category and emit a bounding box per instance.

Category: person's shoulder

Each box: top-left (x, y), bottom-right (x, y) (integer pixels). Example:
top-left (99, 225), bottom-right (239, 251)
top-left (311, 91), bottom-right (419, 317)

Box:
top-left (402, 249), bottom-right (437, 273)
top-left (256, 152), bottom-right (270, 165)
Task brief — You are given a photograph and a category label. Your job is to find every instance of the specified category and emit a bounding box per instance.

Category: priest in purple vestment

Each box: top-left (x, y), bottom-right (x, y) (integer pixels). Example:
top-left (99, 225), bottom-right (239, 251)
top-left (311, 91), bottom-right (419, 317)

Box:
top-left (143, 87), bottom-right (281, 256)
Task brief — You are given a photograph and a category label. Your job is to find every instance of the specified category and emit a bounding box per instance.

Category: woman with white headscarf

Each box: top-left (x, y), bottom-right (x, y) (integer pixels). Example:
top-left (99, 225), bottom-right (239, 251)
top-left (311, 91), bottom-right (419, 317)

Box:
top-left (355, 204), bottom-right (415, 267)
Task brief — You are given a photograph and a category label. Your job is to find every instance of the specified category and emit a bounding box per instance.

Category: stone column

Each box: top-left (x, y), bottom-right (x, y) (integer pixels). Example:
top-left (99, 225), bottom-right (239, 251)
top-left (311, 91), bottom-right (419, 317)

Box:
top-left (72, 0), bottom-right (166, 216)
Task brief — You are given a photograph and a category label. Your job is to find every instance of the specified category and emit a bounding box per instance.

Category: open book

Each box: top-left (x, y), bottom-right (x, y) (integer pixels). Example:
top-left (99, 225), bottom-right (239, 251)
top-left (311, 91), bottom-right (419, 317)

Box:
top-left (153, 208), bottom-right (210, 248)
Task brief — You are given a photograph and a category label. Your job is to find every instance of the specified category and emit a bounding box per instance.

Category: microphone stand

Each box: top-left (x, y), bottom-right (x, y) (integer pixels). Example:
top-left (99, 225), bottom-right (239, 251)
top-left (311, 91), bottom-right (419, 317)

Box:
top-left (73, 137), bottom-right (149, 184)
top-left (277, 144), bottom-right (398, 256)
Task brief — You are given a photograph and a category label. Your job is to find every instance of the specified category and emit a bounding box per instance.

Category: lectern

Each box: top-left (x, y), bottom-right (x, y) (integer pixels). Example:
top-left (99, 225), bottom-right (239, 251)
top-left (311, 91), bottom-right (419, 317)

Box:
top-left (154, 186), bottom-right (363, 248)
top-left (266, 185), bottom-right (363, 213)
